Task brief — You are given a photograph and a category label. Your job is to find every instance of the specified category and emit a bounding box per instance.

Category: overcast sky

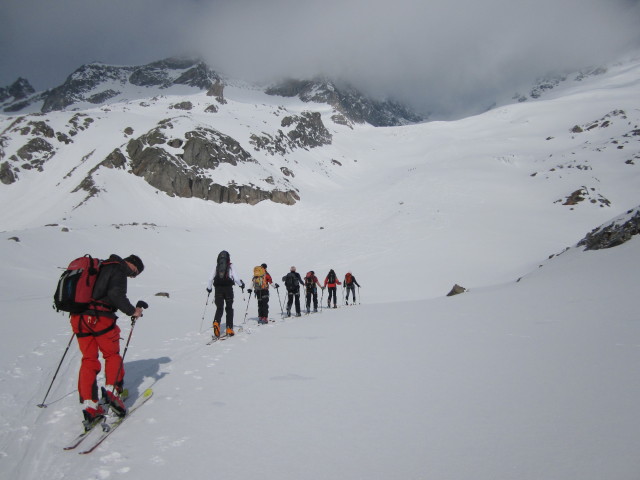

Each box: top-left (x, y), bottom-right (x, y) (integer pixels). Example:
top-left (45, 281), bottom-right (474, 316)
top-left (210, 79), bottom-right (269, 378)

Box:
top-left (1, 0), bottom-right (639, 118)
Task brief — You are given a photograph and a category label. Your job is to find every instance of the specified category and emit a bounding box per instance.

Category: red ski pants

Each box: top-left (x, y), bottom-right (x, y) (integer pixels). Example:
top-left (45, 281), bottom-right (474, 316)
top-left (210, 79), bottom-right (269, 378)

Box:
top-left (70, 314), bottom-right (123, 403)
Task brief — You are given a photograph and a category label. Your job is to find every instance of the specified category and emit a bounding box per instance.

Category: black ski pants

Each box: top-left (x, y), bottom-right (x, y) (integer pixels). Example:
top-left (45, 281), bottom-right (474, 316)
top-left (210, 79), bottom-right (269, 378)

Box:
top-left (214, 285), bottom-right (234, 328)
top-left (256, 289), bottom-right (269, 318)
top-left (305, 288), bottom-right (318, 311)
top-left (286, 288), bottom-right (301, 315)
top-left (345, 284), bottom-right (356, 302)
top-left (327, 286), bottom-right (337, 307)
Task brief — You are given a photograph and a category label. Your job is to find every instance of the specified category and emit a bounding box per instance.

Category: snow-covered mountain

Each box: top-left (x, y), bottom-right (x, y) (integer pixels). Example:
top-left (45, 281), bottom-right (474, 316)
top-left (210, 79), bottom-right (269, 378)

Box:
top-left (1, 52), bottom-right (640, 480)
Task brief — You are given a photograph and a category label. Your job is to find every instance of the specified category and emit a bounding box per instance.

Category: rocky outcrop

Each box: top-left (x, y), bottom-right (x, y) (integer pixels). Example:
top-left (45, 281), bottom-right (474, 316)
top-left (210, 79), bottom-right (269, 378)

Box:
top-left (447, 284), bottom-right (467, 296)
top-left (249, 111), bottom-right (332, 155)
top-left (0, 161), bottom-right (16, 185)
top-left (181, 127), bottom-right (255, 168)
top-left (206, 80), bottom-right (226, 104)
top-left (266, 78), bottom-right (423, 127)
top-left (9, 137), bottom-right (55, 173)
top-left (577, 207), bottom-right (640, 250)
top-left (82, 122), bottom-right (299, 206)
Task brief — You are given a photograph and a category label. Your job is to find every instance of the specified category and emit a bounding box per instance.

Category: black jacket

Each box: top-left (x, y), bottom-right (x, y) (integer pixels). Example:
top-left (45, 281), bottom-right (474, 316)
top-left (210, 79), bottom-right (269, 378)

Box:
top-left (282, 271), bottom-right (304, 293)
top-left (87, 254), bottom-right (136, 318)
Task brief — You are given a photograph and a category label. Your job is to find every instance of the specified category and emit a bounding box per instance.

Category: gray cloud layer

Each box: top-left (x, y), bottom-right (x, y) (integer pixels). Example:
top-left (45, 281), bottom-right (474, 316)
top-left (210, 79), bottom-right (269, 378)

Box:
top-left (2, 0), bottom-right (639, 118)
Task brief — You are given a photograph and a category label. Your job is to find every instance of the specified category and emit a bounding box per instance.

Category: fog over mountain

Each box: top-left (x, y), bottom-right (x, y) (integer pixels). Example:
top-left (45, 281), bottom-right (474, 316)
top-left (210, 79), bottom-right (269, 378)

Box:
top-left (2, 0), bottom-right (640, 118)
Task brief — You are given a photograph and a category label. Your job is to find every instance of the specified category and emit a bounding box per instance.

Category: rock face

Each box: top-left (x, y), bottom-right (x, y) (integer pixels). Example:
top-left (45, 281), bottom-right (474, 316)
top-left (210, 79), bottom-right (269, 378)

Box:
top-left (265, 78), bottom-right (423, 127)
top-left (250, 111), bottom-right (332, 155)
top-left (79, 121), bottom-right (299, 206)
top-left (577, 207), bottom-right (640, 250)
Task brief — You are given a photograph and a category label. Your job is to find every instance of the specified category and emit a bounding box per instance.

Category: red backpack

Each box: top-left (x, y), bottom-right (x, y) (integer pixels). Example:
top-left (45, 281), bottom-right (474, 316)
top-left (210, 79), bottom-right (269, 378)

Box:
top-left (345, 273), bottom-right (353, 285)
top-left (53, 255), bottom-right (105, 313)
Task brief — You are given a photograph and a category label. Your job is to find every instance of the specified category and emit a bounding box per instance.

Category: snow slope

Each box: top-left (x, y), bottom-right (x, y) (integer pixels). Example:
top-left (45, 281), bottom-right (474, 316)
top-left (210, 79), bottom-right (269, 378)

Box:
top-left (1, 53), bottom-right (640, 479)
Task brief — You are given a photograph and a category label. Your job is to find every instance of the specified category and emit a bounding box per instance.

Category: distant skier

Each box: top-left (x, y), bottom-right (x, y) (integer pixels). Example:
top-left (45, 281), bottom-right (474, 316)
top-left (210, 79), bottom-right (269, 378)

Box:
top-left (69, 254), bottom-right (146, 426)
top-left (252, 263), bottom-right (273, 324)
top-left (282, 266), bottom-right (304, 317)
top-left (207, 251), bottom-right (245, 337)
top-left (343, 272), bottom-right (361, 305)
top-left (304, 271), bottom-right (322, 313)
top-left (324, 269), bottom-right (341, 308)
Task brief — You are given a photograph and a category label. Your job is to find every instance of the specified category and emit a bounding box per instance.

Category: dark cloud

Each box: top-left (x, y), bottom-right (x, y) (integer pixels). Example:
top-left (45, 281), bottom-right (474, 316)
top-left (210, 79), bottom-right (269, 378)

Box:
top-left (1, 0), bottom-right (639, 118)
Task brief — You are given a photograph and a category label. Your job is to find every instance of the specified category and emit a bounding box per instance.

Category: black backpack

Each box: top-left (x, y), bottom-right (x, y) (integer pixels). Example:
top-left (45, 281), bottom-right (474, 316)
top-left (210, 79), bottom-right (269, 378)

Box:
top-left (213, 251), bottom-right (232, 286)
top-left (284, 272), bottom-right (298, 290)
top-left (327, 271), bottom-right (336, 284)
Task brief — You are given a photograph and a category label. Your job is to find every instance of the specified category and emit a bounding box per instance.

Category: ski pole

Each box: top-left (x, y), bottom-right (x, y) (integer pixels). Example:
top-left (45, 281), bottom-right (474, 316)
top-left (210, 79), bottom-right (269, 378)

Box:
top-left (320, 287), bottom-right (325, 313)
top-left (243, 289), bottom-right (252, 324)
top-left (37, 332), bottom-right (76, 408)
top-left (342, 285), bottom-right (346, 305)
top-left (358, 285), bottom-right (361, 304)
top-left (199, 292), bottom-right (211, 333)
top-left (110, 301), bottom-right (148, 398)
top-left (274, 284), bottom-right (284, 316)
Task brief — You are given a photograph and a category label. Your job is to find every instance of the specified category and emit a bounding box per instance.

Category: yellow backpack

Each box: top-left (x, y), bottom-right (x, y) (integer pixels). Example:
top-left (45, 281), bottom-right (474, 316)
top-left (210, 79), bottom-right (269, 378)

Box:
top-left (253, 265), bottom-right (267, 290)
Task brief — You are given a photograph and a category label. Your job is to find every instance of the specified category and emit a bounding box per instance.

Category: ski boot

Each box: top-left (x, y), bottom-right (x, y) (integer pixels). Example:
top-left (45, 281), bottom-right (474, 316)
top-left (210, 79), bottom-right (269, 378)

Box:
top-left (102, 386), bottom-right (127, 417)
top-left (82, 401), bottom-right (106, 431)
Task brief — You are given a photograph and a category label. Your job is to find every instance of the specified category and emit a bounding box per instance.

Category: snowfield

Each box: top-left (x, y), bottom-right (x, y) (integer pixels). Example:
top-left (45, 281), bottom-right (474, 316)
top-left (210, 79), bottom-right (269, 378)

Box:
top-left (1, 52), bottom-right (640, 479)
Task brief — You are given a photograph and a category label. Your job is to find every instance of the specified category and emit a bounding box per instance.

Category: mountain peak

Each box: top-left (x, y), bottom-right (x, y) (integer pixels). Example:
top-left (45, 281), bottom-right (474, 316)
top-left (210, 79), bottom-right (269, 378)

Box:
top-left (0, 77), bottom-right (35, 103)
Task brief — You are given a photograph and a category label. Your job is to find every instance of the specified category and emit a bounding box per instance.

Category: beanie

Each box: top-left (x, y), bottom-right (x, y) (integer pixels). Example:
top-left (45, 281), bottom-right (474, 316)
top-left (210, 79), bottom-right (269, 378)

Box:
top-left (124, 254), bottom-right (144, 275)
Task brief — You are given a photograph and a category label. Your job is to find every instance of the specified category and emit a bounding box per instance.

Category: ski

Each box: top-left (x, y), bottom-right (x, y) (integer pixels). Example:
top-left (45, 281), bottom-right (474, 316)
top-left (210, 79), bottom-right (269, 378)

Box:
top-left (206, 326), bottom-right (243, 344)
top-left (63, 416), bottom-right (105, 451)
top-left (63, 389), bottom-right (130, 451)
top-left (207, 334), bottom-right (228, 344)
top-left (78, 388), bottom-right (153, 455)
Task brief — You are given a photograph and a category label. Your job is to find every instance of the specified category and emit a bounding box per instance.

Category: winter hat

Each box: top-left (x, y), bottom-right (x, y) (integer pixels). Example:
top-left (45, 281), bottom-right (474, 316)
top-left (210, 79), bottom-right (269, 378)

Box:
top-left (124, 254), bottom-right (144, 275)
top-left (261, 263), bottom-right (267, 269)
top-left (290, 266), bottom-right (296, 272)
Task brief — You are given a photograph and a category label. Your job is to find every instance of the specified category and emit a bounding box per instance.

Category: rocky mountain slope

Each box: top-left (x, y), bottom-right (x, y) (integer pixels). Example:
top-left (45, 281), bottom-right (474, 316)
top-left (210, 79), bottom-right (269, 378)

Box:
top-left (0, 53), bottom-right (639, 285)
top-left (0, 57), bottom-right (427, 210)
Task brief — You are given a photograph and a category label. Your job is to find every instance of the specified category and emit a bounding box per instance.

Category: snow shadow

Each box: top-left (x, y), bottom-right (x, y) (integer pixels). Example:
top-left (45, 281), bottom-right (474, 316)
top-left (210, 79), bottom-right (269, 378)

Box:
top-left (123, 357), bottom-right (170, 400)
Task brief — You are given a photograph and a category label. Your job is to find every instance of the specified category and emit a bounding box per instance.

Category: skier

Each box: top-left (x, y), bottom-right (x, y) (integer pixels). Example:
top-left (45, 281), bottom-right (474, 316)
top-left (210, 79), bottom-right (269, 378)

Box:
top-left (282, 266), bottom-right (304, 317)
top-left (207, 251), bottom-right (245, 338)
top-left (253, 263), bottom-right (273, 324)
top-left (343, 271), bottom-right (361, 305)
top-left (304, 271), bottom-right (322, 313)
top-left (324, 269), bottom-right (341, 308)
top-left (69, 254), bottom-right (146, 425)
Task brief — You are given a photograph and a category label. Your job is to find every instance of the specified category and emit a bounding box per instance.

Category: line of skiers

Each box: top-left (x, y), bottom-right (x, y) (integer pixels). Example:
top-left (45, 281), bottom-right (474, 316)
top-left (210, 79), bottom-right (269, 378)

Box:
top-left (51, 250), bottom-right (360, 429)
top-left (206, 251), bottom-right (362, 337)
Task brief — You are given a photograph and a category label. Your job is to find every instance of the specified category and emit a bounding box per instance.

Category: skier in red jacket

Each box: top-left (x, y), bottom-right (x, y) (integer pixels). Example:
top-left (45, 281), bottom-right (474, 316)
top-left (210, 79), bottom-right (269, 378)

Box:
top-left (69, 254), bottom-right (145, 428)
top-left (323, 269), bottom-right (341, 308)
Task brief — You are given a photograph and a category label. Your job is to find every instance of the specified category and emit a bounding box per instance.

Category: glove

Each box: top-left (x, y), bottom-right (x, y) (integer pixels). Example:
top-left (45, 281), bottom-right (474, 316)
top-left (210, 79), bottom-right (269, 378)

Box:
top-left (240, 281), bottom-right (245, 289)
top-left (206, 287), bottom-right (212, 294)
top-left (274, 283), bottom-right (280, 289)
top-left (247, 288), bottom-right (253, 294)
